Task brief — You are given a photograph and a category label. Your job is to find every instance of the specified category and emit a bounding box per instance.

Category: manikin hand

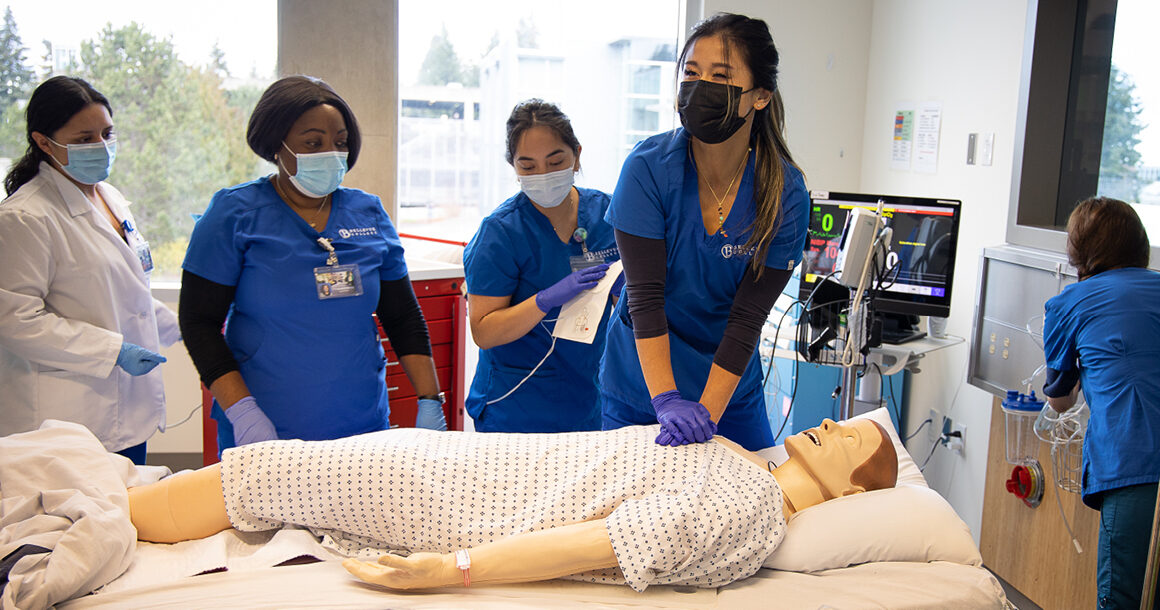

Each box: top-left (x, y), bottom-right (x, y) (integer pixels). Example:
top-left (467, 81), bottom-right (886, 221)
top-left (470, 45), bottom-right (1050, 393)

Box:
top-left (534, 264), bottom-right (609, 313)
top-left (343, 552), bottom-right (451, 590)
top-left (651, 390), bottom-right (716, 445)
top-left (116, 341), bottom-right (167, 376)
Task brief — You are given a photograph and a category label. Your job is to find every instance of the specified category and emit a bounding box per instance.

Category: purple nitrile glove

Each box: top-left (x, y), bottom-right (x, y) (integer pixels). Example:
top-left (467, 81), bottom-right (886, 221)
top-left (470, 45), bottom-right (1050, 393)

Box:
top-left (116, 341), bottom-right (166, 376)
top-left (655, 427), bottom-right (686, 446)
top-left (651, 390), bottom-right (716, 444)
top-left (656, 419), bottom-right (718, 446)
top-left (534, 263), bottom-right (610, 313)
top-left (609, 269), bottom-right (626, 299)
top-left (225, 396), bottom-right (278, 446)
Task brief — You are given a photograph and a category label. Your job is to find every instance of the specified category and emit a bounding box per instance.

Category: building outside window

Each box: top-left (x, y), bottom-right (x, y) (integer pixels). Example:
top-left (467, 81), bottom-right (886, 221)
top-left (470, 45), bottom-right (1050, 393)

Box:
top-left (0, 0), bottom-right (277, 282)
top-left (397, 0), bottom-right (681, 251)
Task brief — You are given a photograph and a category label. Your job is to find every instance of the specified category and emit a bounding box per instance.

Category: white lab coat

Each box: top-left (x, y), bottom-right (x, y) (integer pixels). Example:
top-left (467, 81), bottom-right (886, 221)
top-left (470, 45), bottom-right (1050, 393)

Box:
top-left (0, 162), bottom-right (180, 451)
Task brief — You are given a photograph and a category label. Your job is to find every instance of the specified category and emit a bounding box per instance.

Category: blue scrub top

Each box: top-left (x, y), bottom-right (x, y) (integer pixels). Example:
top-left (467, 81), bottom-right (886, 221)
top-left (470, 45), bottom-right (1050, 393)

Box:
top-left (1044, 266), bottom-right (1160, 507)
top-left (463, 187), bottom-right (618, 432)
top-left (599, 128), bottom-right (808, 450)
top-left (184, 178), bottom-right (406, 449)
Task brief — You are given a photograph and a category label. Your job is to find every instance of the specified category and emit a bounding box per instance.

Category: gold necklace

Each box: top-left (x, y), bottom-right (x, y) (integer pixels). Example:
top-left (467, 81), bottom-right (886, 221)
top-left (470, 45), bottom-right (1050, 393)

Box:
top-left (273, 176), bottom-right (330, 229)
top-left (692, 147), bottom-right (750, 237)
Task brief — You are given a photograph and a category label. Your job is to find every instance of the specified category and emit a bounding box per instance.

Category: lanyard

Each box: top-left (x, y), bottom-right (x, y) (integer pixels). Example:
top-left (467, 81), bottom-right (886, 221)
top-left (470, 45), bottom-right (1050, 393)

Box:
top-left (317, 237), bottom-right (339, 266)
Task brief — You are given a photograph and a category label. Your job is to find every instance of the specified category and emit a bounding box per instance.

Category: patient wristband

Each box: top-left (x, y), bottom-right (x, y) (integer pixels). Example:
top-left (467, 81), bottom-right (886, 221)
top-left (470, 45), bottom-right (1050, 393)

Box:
top-left (455, 549), bottom-right (471, 587)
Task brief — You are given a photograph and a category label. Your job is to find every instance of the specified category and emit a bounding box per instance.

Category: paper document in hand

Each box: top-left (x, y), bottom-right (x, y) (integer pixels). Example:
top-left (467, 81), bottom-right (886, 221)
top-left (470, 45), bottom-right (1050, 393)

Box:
top-left (553, 259), bottom-right (623, 344)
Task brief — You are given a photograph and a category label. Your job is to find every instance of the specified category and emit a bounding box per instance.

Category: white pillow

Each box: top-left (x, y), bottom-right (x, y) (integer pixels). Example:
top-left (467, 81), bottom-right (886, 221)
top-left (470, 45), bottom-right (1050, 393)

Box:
top-left (755, 408), bottom-right (979, 572)
top-left (762, 483), bottom-right (982, 571)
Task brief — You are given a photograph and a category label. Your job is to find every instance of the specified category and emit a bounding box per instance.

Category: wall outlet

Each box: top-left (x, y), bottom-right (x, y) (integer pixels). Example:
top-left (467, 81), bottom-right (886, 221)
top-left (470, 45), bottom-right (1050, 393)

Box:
top-left (929, 409), bottom-right (941, 443)
top-left (949, 422), bottom-right (967, 456)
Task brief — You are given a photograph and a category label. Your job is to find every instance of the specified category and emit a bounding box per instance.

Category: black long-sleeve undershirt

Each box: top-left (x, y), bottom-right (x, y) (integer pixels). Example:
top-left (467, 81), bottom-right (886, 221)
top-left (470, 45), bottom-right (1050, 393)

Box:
top-left (615, 229), bottom-right (792, 376)
top-left (178, 271), bottom-right (431, 388)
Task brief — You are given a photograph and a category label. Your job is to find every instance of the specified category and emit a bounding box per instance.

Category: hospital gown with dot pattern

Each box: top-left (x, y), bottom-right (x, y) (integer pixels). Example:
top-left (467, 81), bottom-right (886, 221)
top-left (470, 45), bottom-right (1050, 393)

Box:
top-left (219, 425), bottom-right (785, 591)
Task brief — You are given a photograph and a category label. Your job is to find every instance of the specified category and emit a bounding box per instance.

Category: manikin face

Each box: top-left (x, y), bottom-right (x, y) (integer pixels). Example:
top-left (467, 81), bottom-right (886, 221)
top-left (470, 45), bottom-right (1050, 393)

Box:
top-left (783, 418), bottom-right (885, 499)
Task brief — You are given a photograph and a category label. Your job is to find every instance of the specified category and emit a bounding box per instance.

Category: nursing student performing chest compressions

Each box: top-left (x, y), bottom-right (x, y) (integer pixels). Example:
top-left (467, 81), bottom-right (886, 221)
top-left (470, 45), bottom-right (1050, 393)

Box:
top-left (600, 13), bottom-right (809, 451)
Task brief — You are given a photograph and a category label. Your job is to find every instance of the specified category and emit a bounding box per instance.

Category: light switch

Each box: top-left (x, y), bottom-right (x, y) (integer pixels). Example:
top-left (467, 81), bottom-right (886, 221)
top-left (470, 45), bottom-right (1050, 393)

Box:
top-left (966, 133), bottom-right (977, 165)
top-left (979, 132), bottom-right (995, 166)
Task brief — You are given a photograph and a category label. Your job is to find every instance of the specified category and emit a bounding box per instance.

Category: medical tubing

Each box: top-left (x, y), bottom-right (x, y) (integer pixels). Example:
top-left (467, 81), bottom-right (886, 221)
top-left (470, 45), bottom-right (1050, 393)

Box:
top-left (1022, 362), bottom-right (1047, 394)
top-left (1052, 469), bottom-right (1084, 554)
top-left (484, 321), bottom-right (558, 406)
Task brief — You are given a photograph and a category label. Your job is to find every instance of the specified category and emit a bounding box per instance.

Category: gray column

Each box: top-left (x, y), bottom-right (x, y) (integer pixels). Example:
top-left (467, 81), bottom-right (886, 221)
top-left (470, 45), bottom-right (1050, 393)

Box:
top-left (278, 0), bottom-right (398, 220)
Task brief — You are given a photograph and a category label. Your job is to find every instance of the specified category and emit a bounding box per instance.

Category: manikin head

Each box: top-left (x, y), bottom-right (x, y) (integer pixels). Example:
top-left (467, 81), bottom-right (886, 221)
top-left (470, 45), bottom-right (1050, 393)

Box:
top-left (776, 418), bottom-right (897, 515)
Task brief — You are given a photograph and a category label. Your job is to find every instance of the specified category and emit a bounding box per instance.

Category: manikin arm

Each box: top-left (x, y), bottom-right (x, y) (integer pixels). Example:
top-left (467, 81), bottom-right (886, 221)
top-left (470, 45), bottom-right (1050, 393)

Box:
top-left (343, 520), bottom-right (617, 589)
top-left (128, 464), bottom-right (231, 543)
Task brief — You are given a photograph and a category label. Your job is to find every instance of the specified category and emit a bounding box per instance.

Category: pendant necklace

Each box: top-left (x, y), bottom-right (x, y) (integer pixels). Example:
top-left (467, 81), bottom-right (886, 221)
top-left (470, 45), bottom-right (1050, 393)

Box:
top-left (693, 147), bottom-right (750, 237)
top-left (274, 176), bottom-right (329, 229)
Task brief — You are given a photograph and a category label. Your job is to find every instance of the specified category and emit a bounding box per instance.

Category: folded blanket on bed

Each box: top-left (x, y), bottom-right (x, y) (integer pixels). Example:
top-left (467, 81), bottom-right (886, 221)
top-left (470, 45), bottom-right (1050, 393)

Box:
top-left (0, 421), bottom-right (138, 610)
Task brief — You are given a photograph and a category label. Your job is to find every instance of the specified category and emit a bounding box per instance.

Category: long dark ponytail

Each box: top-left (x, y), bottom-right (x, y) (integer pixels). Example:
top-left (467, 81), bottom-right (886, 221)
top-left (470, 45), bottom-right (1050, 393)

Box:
top-left (4, 76), bottom-right (112, 196)
top-left (678, 13), bottom-right (802, 276)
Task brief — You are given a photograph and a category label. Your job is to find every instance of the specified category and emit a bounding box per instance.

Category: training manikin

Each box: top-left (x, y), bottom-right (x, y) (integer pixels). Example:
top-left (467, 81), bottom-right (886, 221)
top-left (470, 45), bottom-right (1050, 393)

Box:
top-left (129, 419), bottom-right (896, 591)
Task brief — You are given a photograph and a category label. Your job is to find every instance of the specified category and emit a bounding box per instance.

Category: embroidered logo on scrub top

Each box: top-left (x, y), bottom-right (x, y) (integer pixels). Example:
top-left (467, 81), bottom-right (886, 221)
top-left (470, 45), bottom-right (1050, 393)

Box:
top-left (584, 247), bottom-right (619, 262)
top-left (720, 243), bottom-right (758, 259)
top-left (338, 227), bottom-right (379, 239)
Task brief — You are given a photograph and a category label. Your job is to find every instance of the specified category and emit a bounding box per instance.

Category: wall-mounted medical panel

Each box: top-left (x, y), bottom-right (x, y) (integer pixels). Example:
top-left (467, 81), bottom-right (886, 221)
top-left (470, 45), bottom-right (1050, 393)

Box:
top-left (968, 245), bottom-right (1076, 397)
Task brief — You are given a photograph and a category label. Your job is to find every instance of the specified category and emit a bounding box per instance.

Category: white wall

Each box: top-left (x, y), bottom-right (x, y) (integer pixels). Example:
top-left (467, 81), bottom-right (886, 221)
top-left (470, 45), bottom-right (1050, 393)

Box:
top-left (703, 0), bottom-right (873, 191)
top-left (857, 0), bottom-right (1028, 542)
top-left (707, 0), bottom-right (1032, 542)
top-left (146, 291), bottom-right (203, 455)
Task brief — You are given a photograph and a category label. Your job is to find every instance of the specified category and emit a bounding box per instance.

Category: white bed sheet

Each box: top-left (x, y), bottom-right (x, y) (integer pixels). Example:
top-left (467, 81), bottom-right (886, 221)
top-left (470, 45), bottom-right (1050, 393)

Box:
top-left (63, 556), bottom-right (1008, 609)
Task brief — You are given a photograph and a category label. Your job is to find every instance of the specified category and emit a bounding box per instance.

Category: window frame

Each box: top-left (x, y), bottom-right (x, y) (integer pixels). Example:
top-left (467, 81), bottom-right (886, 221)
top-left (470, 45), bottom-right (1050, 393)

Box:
top-left (1007, 0), bottom-right (1160, 269)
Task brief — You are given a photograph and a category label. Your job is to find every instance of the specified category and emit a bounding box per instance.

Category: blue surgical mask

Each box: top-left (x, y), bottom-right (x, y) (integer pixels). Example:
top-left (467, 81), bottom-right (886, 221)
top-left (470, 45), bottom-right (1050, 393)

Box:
top-left (518, 167), bottom-right (575, 208)
top-left (48, 137), bottom-right (117, 185)
top-left (280, 142), bottom-right (348, 198)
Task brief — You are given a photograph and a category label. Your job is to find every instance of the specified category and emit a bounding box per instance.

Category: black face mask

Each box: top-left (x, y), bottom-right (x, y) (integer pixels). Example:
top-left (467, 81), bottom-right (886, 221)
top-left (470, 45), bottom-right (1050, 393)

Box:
top-left (677, 80), bottom-right (754, 144)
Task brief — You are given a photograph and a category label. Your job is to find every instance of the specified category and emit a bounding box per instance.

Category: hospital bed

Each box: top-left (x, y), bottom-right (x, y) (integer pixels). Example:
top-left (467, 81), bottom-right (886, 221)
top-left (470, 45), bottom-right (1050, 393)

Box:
top-left (2, 409), bottom-right (1010, 609)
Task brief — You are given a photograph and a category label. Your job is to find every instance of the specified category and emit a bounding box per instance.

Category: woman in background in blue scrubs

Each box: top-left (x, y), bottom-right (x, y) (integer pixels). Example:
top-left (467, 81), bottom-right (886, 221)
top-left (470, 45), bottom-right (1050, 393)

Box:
top-left (463, 100), bottom-right (619, 432)
top-left (1042, 196), bottom-right (1160, 610)
top-left (600, 13), bottom-right (809, 451)
top-left (179, 76), bottom-right (447, 451)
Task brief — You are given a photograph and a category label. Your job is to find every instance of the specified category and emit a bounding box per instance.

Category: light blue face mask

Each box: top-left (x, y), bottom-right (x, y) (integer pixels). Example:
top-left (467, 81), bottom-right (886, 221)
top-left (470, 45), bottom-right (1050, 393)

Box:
top-left (280, 142), bottom-right (348, 198)
top-left (48, 137), bottom-right (117, 185)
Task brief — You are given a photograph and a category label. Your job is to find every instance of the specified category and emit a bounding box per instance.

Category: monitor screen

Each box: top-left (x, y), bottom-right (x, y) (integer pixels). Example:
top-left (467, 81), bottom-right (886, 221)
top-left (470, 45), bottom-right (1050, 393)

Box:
top-left (799, 191), bottom-right (962, 317)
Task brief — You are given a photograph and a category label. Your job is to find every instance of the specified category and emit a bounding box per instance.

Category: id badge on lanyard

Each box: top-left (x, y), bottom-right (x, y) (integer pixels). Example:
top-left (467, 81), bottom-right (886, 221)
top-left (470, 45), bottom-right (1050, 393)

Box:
top-left (314, 237), bottom-right (364, 299)
top-left (567, 227), bottom-right (605, 271)
top-left (121, 219), bottom-right (154, 274)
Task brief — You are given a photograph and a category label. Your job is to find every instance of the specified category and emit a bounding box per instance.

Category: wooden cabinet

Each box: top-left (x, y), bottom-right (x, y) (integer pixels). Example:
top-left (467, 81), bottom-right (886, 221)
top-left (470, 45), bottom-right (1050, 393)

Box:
top-left (201, 272), bottom-right (467, 466)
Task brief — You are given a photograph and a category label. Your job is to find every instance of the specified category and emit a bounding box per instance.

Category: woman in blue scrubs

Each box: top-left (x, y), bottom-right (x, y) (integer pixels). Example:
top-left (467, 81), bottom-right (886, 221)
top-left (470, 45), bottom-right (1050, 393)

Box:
top-left (600, 13), bottom-right (809, 451)
top-left (179, 76), bottom-right (447, 451)
top-left (463, 100), bottom-right (619, 432)
top-left (1042, 197), bottom-right (1160, 610)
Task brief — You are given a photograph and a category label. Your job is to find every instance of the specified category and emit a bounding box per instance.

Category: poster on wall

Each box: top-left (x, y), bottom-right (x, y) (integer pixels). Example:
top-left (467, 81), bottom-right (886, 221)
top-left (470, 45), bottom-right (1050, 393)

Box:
top-left (913, 102), bottom-right (943, 174)
top-left (891, 105), bottom-right (914, 170)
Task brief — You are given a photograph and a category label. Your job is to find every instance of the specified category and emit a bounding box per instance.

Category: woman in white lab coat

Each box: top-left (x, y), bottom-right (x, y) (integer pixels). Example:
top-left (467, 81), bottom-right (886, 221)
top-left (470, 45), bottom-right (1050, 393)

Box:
top-left (0, 76), bottom-right (179, 464)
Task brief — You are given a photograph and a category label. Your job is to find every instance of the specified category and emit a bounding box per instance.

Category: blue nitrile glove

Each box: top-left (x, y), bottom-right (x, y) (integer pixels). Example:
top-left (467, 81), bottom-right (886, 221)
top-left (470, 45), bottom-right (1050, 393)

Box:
top-left (225, 396), bottom-right (278, 446)
top-left (652, 390), bottom-right (716, 444)
top-left (534, 263), bottom-right (610, 313)
top-left (416, 398), bottom-right (448, 431)
top-left (610, 269), bottom-right (626, 299)
top-left (116, 341), bottom-right (167, 376)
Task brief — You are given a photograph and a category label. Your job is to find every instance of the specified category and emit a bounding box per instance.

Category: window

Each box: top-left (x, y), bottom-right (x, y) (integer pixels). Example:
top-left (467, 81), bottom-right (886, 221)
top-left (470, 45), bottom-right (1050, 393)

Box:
top-left (1, 1), bottom-right (276, 281)
top-left (397, 0), bottom-right (681, 249)
top-left (1008, 0), bottom-right (1160, 263)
